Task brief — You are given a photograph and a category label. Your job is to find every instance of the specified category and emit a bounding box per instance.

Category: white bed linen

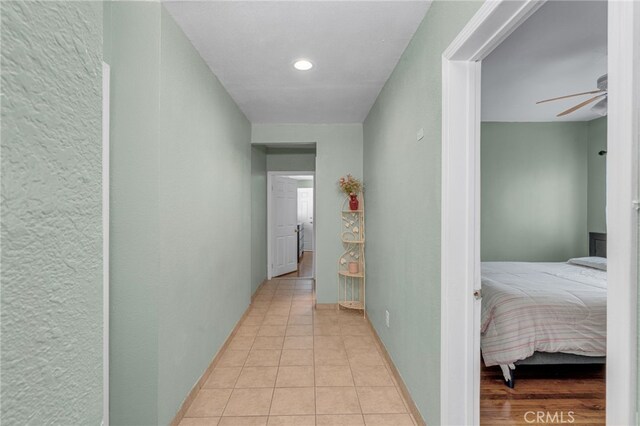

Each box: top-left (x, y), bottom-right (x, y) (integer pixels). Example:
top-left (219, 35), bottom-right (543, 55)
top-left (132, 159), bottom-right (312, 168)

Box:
top-left (481, 261), bottom-right (607, 367)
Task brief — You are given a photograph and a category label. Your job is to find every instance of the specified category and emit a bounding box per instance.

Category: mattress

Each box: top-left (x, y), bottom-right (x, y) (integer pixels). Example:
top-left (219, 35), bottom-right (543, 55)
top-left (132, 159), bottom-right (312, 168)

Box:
top-left (480, 261), bottom-right (607, 367)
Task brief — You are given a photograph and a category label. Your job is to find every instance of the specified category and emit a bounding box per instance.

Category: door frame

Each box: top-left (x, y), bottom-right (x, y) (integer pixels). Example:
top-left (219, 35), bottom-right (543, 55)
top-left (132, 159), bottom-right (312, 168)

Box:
top-left (440, 1), bottom-right (640, 425)
top-left (267, 171), bottom-right (316, 280)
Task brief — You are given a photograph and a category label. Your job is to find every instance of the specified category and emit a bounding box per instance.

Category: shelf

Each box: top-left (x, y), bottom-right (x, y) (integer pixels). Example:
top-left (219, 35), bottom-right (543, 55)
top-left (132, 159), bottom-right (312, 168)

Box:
top-left (339, 271), bottom-right (364, 278)
top-left (339, 301), bottom-right (364, 311)
top-left (339, 192), bottom-right (365, 316)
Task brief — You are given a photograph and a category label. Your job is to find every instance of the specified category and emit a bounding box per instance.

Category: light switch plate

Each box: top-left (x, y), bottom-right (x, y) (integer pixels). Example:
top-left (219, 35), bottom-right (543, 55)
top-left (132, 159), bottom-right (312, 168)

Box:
top-left (417, 128), bottom-right (424, 141)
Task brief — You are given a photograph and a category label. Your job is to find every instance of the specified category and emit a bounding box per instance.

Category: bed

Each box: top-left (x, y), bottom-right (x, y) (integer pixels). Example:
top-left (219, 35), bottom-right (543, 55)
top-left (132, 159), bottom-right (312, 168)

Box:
top-left (481, 233), bottom-right (607, 387)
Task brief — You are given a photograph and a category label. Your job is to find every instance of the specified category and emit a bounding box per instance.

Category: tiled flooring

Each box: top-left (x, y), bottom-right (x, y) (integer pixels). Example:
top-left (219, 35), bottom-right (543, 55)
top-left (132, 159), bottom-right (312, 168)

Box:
top-left (280, 251), bottom-right (314, 279)
top-left (179, 278), bottom-right (417, 426)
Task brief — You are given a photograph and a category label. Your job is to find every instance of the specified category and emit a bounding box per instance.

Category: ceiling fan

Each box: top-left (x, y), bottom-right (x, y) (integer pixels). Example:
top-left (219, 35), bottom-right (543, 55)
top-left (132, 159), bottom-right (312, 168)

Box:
top-left (536, 74), bottom-right (608, 117)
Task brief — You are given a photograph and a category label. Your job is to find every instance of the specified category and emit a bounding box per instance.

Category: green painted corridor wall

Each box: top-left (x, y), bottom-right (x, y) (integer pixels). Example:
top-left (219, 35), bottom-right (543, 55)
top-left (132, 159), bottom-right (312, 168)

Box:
top-left (106, 4), bottom-right (161, 424)
top-left (106, 5), bottom-right (251, 424)
top-left (266, 149), bottom-right (316, 172)
top-left (362, 2), bottom-right (483, 424)
top-left (251, 146), bottom-right (268, 294)
top-left (1, 2), bottom-right (104, 423)
top-left (157, 9), bottom-right (251, 424)
top-left (481, 122), bottom-right (589, 261)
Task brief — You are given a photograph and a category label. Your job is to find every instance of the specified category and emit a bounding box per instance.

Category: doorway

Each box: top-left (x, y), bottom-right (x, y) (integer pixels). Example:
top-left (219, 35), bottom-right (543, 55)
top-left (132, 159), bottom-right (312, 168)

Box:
top-left (267, 172), bottom-right (316, 280)
top-left (478, 1), bottom-right (607, 423)
top-left (440, 1), bottom-right (639, 425)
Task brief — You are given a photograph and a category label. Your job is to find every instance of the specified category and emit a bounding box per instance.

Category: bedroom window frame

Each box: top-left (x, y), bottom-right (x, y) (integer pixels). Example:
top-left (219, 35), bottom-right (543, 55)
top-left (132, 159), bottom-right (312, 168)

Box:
top-left (440, 1), bottom-right (640, 425)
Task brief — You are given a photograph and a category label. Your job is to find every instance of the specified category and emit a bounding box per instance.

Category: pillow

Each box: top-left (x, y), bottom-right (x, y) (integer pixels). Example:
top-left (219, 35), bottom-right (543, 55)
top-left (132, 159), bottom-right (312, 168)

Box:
top-left (567, 256), bottom-right (607, 271)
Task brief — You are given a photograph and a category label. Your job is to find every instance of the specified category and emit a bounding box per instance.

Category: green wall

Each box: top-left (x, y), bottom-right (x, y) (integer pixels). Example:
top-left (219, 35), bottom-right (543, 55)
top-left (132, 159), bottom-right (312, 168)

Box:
top-left (480, 119), bottom-right (607, 261)
top-left (362, 2), bottom-right (482, 423)
top-left (252, 124), bottom-right (363, 304)
top-left (266, 149), bottom-right (316, 171)
top-left (252, 146), bottom-right (268, 294)
top-left (106, 4), bottom-right (161, 424)
top-left (106, 5), bottom-right (251, 424)
top-left (481, 122), bottom-right (589, 261)
top-left (1, 2), bottom-right (104, 423)
top-left (587, 117), bottom-right (607, 233)
top-left (298, 179), bottom-right (314, 189)
top-left (157, 8), bottom-right (251, 424)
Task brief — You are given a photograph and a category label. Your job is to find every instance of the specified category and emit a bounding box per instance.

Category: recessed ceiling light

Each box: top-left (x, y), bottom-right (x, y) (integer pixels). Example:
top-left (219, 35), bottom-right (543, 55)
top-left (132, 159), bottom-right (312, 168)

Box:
top-left (293, 59), bottom-right (313, 71)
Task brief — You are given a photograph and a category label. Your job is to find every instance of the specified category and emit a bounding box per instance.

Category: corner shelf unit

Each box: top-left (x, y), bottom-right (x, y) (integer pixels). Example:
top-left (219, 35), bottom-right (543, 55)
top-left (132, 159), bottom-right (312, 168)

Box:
top-left (338, 193), bottom-right (365, 314)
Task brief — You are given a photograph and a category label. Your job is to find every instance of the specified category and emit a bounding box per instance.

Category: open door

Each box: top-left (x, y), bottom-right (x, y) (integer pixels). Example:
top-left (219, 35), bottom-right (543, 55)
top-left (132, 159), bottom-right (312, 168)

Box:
top-left (272, 176), bottom-right (298, 277)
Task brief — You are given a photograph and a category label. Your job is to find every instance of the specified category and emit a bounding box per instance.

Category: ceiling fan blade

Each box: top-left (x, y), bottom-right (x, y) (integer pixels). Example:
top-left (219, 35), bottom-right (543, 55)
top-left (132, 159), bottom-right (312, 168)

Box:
top-left (536, 89), bottom-right (606, 104)
top-left (557, 94), bottom-right (607, 117)
top-left (591, 97), bottom-right (608, 116)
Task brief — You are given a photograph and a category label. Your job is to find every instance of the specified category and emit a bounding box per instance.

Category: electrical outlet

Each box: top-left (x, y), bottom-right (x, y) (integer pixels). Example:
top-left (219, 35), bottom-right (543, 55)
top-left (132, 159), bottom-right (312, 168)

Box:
top-left (385, 310), bottom-right (390, 328)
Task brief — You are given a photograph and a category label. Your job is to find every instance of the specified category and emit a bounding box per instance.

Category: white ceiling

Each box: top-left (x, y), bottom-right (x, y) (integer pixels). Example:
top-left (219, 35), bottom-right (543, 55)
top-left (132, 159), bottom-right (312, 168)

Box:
top-left (482, 0), bottom-right (607, 122)
top-left (164, 1), bottom-right (431, 123)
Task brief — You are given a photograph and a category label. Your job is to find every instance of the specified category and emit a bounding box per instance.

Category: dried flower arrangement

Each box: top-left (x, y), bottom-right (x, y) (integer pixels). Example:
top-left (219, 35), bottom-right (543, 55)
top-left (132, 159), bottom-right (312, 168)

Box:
top-left (337, 174), bottom-right (362, 196)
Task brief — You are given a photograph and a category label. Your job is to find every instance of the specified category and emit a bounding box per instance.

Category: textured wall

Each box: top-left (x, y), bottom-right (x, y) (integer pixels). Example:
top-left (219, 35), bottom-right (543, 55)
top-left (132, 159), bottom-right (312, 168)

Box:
top-left (587, 117), bottom-right (607, 234)
top-left (106, 5), bottom-right (252, 423)
top-left (266, 151), bottom-right (316, 172)
top-left (252, 124), bottom-right (363, 303)
top-left (251, 146), bottom-right (268, 294)
top-left (1, 2), bottom-right (103, 424)
top-left (362, 2), bottom-right (482, 423)
top-left (157, 8), bottom-right (252, 424)
top-left (481, 122), bottom-right (589, 261)
top-left (106, 3), bottom-right (162, 425)
top-left (297, 179), bottom-right (314, 189)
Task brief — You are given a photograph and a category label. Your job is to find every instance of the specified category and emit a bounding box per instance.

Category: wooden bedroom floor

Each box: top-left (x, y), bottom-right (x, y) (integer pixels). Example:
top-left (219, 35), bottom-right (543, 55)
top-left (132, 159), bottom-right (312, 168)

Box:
top-left (481, 363), bottom-right (605, 425)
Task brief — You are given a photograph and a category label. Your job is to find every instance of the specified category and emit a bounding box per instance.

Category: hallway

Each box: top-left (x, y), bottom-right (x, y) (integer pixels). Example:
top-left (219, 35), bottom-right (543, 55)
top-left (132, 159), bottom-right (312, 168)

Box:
top-left (178, 278), bottom-right (417, 426)
top-left (279, 252), bottom-right (314, 279)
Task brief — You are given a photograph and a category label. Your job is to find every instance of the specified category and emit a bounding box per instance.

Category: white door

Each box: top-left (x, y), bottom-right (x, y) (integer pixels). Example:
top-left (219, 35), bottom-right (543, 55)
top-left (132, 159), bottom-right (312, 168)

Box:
top-left (272, 176), bottom-right (298, 277)
top-left (297, 188), bottom-right (314, 251)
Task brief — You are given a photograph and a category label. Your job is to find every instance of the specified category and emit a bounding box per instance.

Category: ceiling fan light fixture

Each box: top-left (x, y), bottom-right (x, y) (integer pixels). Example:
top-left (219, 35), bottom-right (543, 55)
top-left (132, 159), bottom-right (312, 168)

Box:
top-left (293, 59), bottom-right (313, 71)
top-left (537, 73), bottom-right (609, 117)
top-left (597, 74), bottom-right (608, 91)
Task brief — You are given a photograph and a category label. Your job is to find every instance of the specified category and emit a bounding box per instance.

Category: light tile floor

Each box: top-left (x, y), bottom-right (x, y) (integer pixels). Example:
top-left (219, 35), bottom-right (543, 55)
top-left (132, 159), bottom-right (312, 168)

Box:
top-left (179, 278), bottom-right (417, 426)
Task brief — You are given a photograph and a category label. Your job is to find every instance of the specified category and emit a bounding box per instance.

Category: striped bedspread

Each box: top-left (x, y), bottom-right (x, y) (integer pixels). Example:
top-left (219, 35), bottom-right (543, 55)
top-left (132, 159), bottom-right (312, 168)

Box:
top-left (481, 261), bottom-right (607, 367)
